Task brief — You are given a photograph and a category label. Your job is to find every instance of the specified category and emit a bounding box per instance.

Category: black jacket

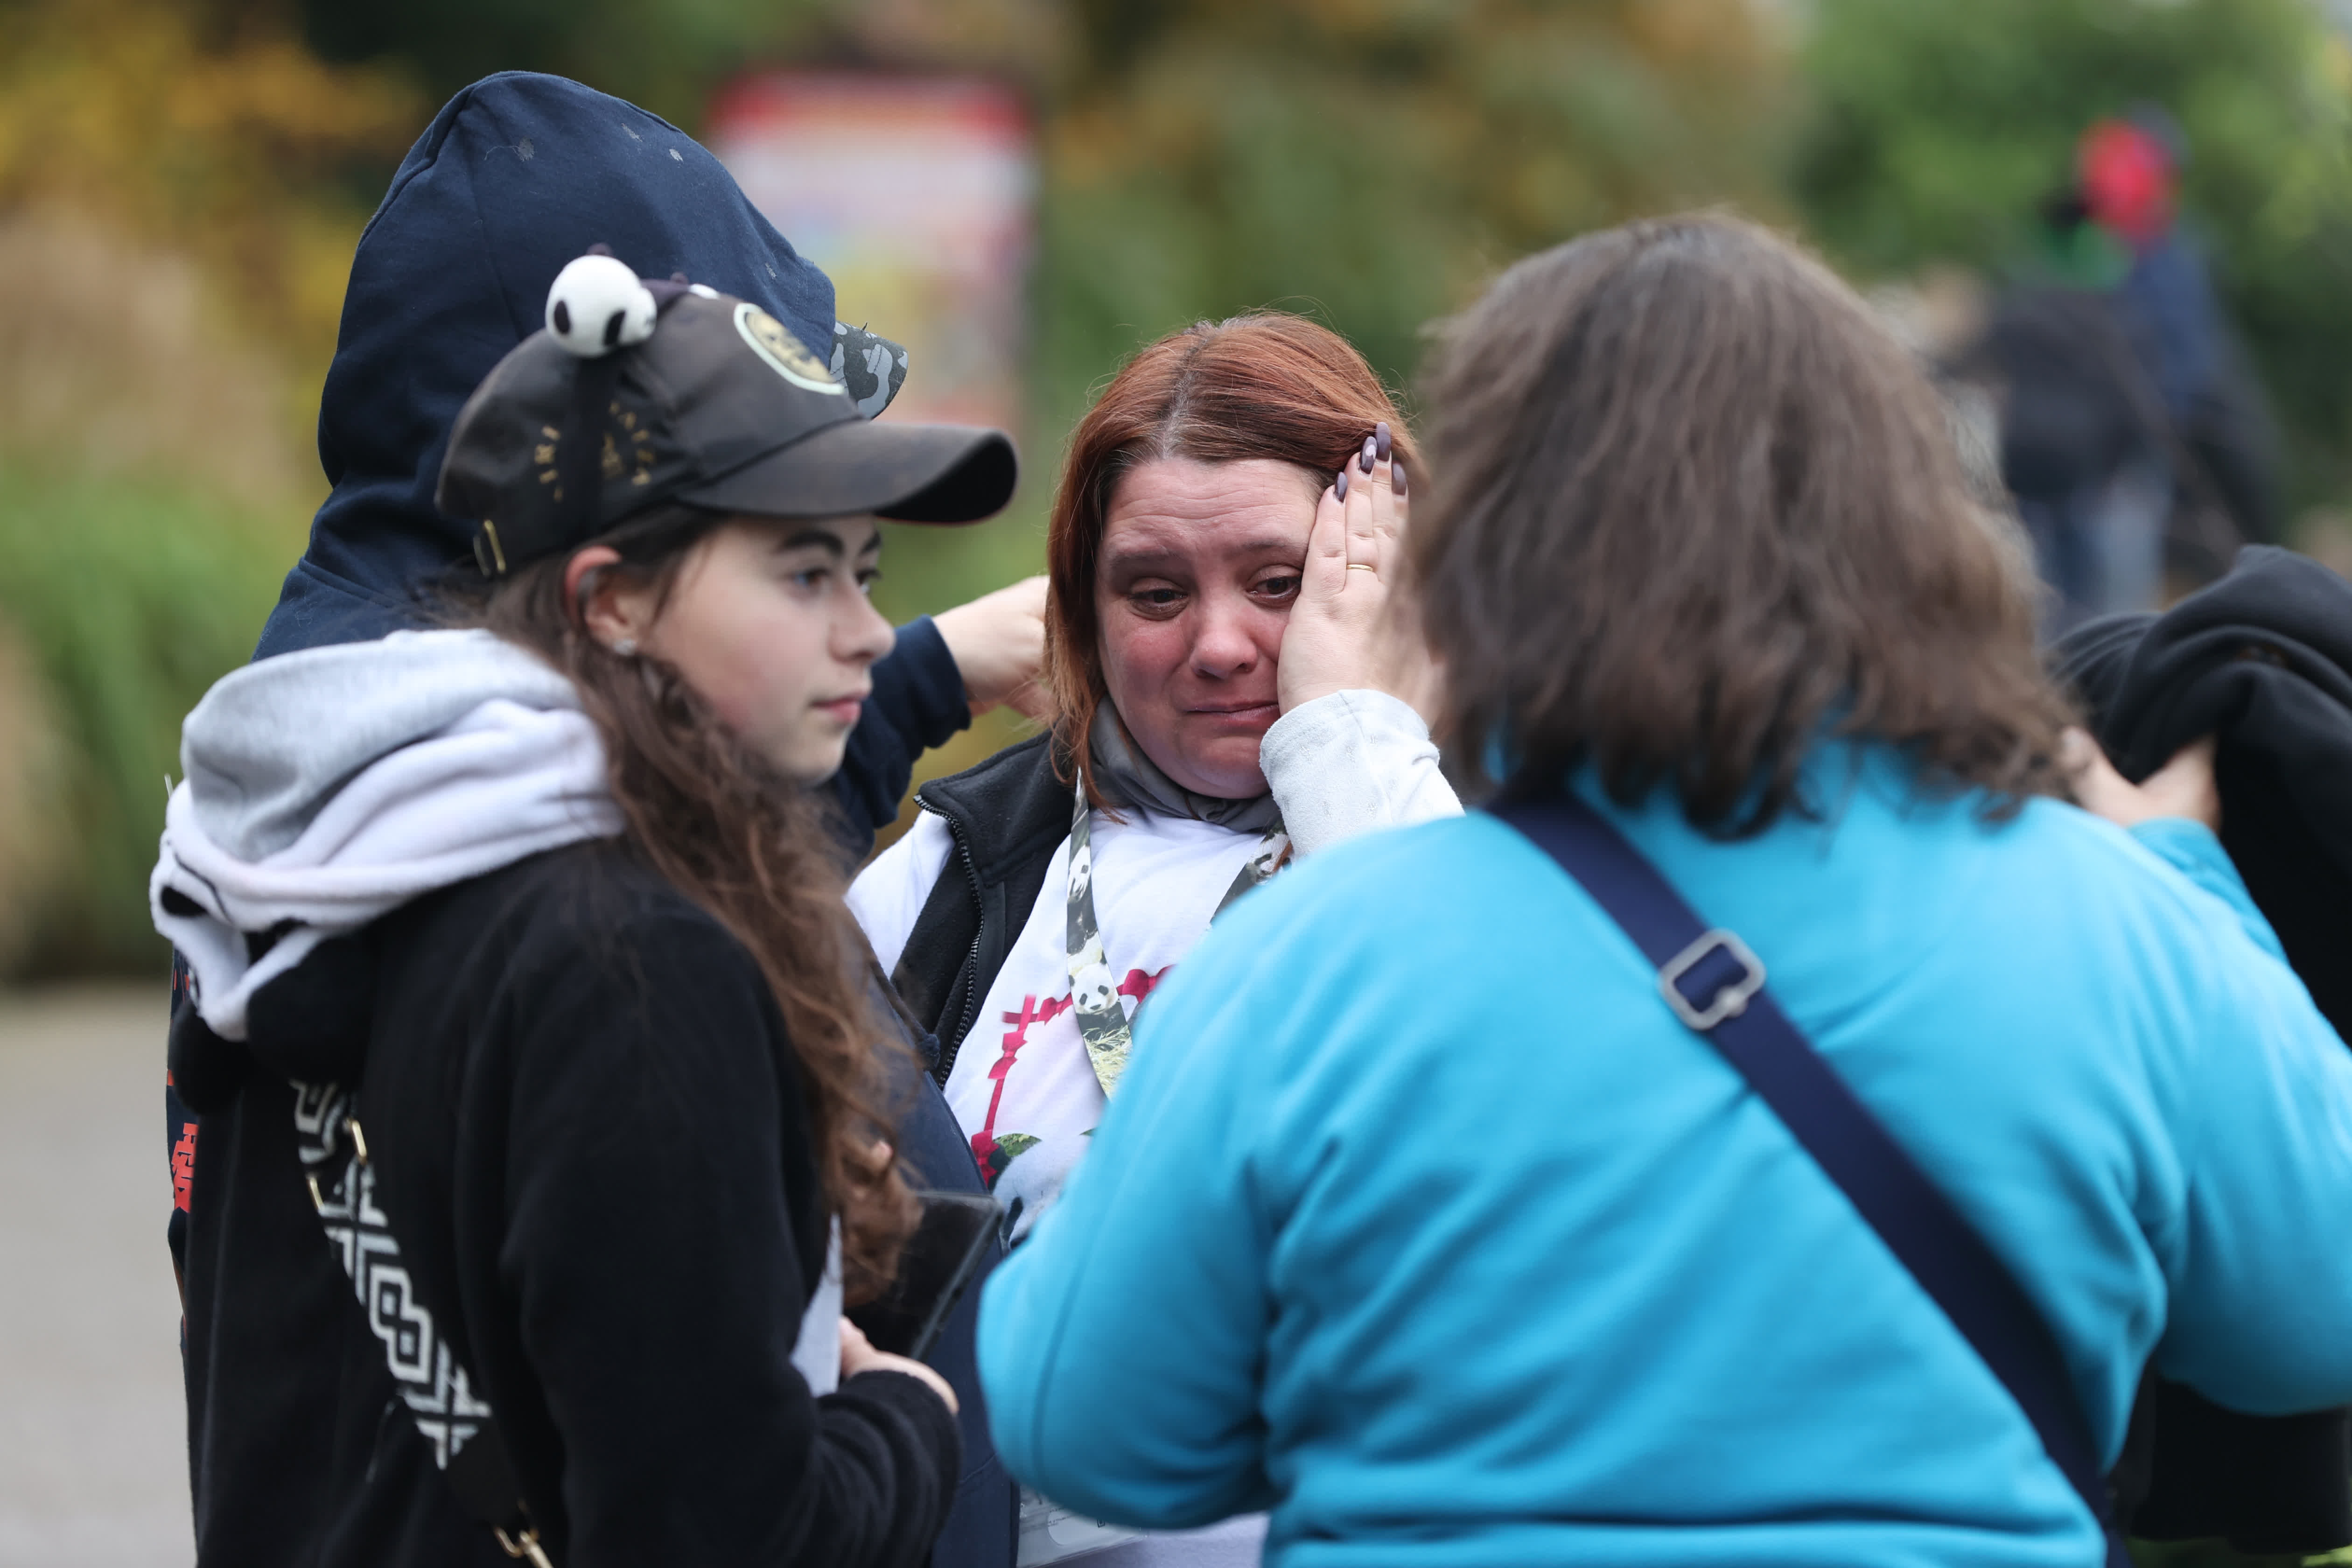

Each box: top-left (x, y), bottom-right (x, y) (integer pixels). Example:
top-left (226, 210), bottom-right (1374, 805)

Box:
top-left (160, 627), bottom-right (1013, 1564)
top-left (885, 734), bottom-right (1073, 1086)
top-left (172, 844), bottom-right (961, 1567)
top-left (2055, 545), bottom-right (2352, 1039)
top-left (2053, 544), bottom-right (2352, 1554)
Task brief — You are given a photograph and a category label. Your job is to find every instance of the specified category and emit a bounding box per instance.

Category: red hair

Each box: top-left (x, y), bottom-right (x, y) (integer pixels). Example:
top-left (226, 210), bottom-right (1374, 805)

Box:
top-left (1045, 313), bottom-right (1419, 805)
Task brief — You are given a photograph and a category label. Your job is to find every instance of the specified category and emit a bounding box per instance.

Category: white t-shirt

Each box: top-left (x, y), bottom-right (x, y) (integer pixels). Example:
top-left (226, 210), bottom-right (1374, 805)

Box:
top-left (855, 806), bottom-right (1258, 1236)
top-left (851, 689), bottom-right (1459, 1236)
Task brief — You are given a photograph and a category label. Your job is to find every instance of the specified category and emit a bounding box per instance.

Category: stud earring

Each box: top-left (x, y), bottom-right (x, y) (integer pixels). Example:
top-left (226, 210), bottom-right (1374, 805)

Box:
top-left (612, 637), bottom-right (637, 658)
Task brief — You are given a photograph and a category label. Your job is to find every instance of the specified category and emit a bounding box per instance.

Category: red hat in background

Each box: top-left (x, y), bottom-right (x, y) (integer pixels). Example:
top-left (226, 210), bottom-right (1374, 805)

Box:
top-left (2079, 118), bottom-right (2177, 246)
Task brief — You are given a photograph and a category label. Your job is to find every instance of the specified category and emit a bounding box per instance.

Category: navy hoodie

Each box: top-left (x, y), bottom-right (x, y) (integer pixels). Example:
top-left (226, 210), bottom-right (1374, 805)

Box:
top-left (169, 73), bottom-right (1012, 1568)
top-left (252, 70), bottom-right (967, 843)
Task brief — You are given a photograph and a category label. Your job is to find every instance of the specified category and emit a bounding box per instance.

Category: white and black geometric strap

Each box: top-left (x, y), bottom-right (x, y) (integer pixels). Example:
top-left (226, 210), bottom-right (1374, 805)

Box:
top-left (293, 1080), bottom-right (551, 1566)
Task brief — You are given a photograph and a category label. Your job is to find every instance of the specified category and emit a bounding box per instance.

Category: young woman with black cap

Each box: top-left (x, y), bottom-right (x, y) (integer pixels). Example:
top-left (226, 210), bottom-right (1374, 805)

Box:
top-left (162, 74), bottom-right (1039, 1568)
top-left (152, 253), bottom-right (1018, 1568)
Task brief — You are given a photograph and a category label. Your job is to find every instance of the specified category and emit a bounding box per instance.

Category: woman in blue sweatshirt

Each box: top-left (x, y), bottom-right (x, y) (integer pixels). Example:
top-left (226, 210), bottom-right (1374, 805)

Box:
top-left (974, 215), bottom-right (2352, 1568)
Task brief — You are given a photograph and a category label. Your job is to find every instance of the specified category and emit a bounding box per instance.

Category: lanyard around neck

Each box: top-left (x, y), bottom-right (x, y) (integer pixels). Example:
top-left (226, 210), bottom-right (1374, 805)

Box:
top-left (1063, 781), bottom-right (1288, 1096)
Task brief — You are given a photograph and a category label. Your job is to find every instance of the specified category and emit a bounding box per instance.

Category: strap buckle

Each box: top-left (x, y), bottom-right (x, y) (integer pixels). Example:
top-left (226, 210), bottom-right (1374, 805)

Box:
top-left (1658, 928), bottom-right (1766, 1031)
top-left (495, 1526), bottom-right (554, 1568)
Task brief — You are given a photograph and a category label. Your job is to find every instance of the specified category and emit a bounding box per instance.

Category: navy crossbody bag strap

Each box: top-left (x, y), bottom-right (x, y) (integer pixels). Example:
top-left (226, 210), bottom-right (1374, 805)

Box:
top-left (1492, 791), bottom-right (2127, 1568)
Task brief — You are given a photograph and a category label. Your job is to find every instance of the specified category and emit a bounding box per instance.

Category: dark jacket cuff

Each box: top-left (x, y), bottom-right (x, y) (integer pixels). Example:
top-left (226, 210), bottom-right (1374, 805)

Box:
top-left (834, 1367), bottom-right (964, 1462)
top-left (875, 616), bottom-right (972, 755)
top-left (829, 1368), bottom-right (966, 1548)
top-left (826, 617), bottom-right (973, 860)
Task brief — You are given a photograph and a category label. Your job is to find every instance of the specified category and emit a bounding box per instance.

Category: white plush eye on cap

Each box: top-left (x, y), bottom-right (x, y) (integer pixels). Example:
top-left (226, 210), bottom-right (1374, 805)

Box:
top-left (545, 252), bottom-right (657, 357)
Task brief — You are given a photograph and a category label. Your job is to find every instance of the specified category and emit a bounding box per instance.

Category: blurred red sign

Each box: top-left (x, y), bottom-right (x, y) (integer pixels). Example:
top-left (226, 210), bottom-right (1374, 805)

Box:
top-left (709, 74), bottom-right (1035, 431)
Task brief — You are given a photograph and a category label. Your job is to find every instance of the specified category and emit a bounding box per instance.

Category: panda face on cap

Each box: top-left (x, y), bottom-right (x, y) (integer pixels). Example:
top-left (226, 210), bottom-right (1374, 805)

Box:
top-left (545, 253), bottom-right (657, 356)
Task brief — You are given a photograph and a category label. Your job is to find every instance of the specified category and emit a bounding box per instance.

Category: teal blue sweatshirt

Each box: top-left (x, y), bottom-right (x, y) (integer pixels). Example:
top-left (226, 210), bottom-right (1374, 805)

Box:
top-left (975, 749), bottom-right (2352, 1568)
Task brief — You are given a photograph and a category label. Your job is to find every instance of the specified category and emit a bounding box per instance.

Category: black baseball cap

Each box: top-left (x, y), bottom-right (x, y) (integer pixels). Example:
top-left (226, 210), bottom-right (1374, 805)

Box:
top-left (436, 258), bottom-right (1017, 574)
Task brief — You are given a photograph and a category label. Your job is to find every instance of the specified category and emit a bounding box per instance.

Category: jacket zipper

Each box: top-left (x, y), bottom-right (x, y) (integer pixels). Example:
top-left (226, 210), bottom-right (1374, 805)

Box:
top-left (929, 817), bottom-right (987, 1088)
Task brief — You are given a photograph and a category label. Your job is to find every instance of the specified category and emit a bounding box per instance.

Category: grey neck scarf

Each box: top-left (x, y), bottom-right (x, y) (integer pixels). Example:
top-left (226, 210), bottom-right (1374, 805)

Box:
top-left (1086, 704), bottom-right (1284, 833)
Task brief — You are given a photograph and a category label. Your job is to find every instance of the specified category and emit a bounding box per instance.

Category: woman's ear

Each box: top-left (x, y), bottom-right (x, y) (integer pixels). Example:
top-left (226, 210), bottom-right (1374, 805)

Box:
top-left (565, 544), bottom-right (643, 652)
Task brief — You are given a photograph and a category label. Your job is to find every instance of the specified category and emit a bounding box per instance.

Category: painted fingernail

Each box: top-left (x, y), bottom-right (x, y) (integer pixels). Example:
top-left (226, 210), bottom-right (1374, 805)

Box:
top-left (1336, 465), bottom-right (1351, 501)
top-left (1392, 459), bottom-right (1407, 496)
top-left (1359, 435), bottom-right (1377, 473)
top-left (1374, 421), bottom-right (1393, 461)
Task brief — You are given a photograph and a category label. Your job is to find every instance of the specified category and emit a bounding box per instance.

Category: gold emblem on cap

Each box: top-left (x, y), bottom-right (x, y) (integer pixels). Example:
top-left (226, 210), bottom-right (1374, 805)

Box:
top-left (734, 303), bottom-right (846, 396)
top-left (603, 402), bottom-right (657, 486)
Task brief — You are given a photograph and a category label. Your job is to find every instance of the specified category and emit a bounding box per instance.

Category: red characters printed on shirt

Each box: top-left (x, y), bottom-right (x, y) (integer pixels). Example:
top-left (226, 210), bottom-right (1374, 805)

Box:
top-left (968, 967), bottom-right (1170, 1189)
top-left (172, 1121), bottom-right (198, 1213)
top-left (971, 992), bottom-right (1069, 1185)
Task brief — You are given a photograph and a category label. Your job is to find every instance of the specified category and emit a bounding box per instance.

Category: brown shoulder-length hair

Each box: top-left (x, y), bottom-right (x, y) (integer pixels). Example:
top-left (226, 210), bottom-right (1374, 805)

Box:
top-left (455, 504), bottom-right (916, 1302)
top-left (1046, 313), bottom-right (1421, 805)
top-left (1410, 214), bottom-right (2068, 832)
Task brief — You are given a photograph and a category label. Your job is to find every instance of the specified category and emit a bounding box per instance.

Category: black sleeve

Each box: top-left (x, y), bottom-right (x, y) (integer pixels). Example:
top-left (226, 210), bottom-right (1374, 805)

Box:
top-left (497, 909), bottom-right (960, 1568)
top-left (828, 616), bottom-right (970, 857)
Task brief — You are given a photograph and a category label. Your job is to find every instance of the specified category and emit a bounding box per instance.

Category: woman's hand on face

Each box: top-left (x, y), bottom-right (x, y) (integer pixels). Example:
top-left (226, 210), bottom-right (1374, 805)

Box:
top-left (1276, 424), bottom-right (1438, 714)
top-left (2063, 728), bottom-right (2222, 833)
top-left (933, 575), bottom-right (1052, 721)
top-left (837, 1317), bottom-right (960, 1414)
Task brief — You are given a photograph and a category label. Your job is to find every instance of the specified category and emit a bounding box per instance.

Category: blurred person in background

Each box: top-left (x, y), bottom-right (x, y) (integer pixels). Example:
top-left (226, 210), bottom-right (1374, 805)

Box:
top-left (849, 314), bottom-right (1457, 1567)
top-left (153, 259), bottom-right (1015, 1566)
top-left (163, 72), bottom-right (1043, 1568)
top-left (1974, 111), bottom-right (2278, 633)
top-left (2081, 112), bottom-right (2280, 555)
top-left (977, 215), bottom-right (2352, 1568)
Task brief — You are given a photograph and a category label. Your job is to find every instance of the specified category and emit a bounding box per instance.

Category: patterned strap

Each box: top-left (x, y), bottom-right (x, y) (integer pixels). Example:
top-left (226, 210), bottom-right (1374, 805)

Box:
top-left (293, 1082), bottom-right (551, 1565)
top-left (1064, 784), bottom-right (1288, 1096)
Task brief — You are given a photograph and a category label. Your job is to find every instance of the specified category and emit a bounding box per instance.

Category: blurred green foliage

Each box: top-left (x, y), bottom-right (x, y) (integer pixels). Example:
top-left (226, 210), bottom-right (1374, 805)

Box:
top-left (1793, 0), bottom-right (2352, 504)
top-left (0, 462), bottom-right (286, 973)
top-left (1026, 0), bottom-right (1787, 437)
top-left (0, 0), bottom-right (424, 384)
top-left (299, 0), bottom-right (832, 150)
top-left (0, 0), bottom-right (422, 972)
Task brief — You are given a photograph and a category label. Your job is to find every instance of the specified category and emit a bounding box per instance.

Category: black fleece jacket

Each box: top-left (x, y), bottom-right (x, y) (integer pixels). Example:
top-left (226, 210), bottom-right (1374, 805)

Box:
top-left (172, 843), bottom-right (959, 1568)
top-left (885, 734), bottom-right (1072, 1085)
top-left (2054, 545), bottom-right (2352, 1039)
top-left (2052, 544), bottom-right (2352, 1555)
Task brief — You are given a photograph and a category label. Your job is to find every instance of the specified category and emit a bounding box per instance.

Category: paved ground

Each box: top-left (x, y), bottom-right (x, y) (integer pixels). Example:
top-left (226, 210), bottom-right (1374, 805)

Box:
top-left (0, 985), bottom-right (193, 1567)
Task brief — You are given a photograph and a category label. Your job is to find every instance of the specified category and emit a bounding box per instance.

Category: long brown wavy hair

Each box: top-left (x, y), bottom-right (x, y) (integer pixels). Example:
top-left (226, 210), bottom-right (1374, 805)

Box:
top-left (456, 502), bottom-right (916, 1301)
top-left (1044, 313), bottom-right (1421, 806)
top-left (1412, 214), bottom-right (2070, 832)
